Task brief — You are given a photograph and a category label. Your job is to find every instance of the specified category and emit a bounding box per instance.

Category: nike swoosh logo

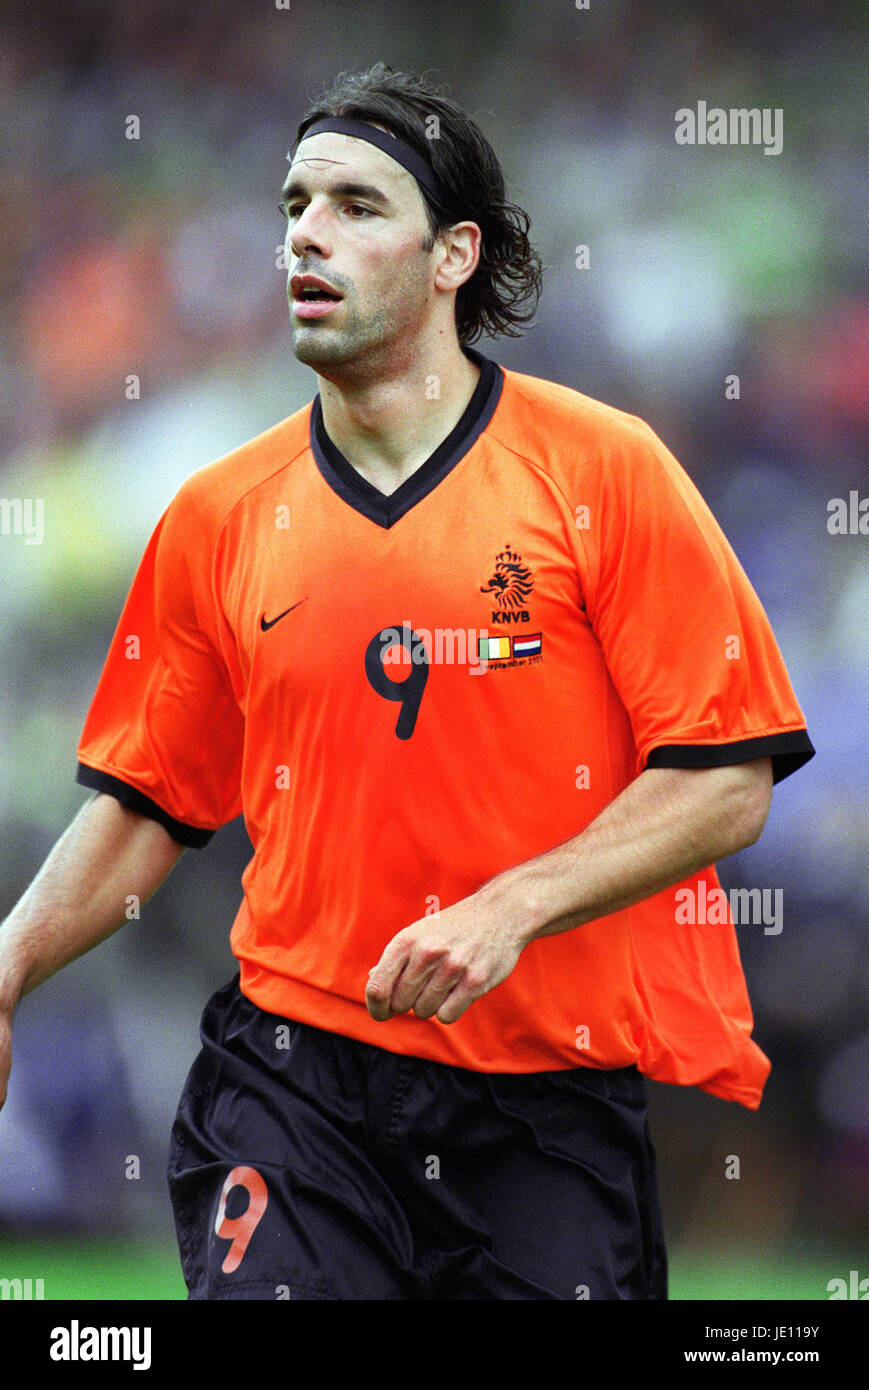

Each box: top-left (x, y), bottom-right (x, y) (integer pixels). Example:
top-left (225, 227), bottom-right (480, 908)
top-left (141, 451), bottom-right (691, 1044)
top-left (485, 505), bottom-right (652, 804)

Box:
top-left (260, 597), bottom-right (308, 631)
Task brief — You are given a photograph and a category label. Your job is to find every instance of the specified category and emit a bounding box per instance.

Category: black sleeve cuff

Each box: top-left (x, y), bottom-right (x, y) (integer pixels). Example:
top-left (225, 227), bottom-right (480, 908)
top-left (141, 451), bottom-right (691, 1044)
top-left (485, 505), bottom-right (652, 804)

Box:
top-left (645, 730), bottom-right (815, 785)
top-left (76, 763), bottom-right (216, 848)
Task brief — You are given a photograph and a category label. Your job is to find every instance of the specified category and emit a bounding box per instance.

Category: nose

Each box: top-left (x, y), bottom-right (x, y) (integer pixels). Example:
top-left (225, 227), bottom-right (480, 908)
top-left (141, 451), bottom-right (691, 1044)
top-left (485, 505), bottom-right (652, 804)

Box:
top-left (288, 199), bottom-right (331, 260)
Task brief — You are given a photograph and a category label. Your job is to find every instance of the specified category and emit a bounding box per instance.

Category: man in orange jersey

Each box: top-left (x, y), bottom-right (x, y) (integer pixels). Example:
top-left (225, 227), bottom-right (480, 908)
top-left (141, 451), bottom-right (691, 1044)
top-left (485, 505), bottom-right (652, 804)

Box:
top-left (0, 66), bottom-right (813, 1299)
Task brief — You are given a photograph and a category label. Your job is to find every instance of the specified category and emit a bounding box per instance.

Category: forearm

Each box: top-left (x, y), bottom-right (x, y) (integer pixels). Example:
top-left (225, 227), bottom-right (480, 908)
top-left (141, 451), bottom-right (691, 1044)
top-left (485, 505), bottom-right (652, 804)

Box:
top-left (478, 758), bottom-right (773, 945)
top-left (0, 791), bottom-right (184, 1013)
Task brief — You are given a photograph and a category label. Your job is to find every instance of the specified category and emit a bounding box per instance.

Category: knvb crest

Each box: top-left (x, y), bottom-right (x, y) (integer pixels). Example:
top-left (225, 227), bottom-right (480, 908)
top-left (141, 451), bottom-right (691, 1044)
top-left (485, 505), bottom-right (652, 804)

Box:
top-left (480, 544), bottom-right (534, 623)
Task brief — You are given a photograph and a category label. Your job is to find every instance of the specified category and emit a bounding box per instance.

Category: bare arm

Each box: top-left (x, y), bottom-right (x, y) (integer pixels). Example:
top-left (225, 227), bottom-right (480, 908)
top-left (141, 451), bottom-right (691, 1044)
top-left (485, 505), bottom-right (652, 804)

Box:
top-left (487, 757), bottom-right (773, 941)
top-left (365, 758), bottom-right (774, 1023)
top-left (0, 791), bottom-right (185, 1106)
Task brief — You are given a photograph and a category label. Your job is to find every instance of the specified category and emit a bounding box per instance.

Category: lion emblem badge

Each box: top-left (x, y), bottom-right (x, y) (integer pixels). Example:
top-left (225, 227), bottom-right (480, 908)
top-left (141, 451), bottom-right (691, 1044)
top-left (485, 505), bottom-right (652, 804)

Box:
top-left (480, 544), bottom-right (534, 611)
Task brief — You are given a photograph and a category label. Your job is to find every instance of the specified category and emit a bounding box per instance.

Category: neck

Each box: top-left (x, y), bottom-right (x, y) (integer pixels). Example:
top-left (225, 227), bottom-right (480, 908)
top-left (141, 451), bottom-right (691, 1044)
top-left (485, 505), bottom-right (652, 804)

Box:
top-left (316, 334), bottom-right (481, 496)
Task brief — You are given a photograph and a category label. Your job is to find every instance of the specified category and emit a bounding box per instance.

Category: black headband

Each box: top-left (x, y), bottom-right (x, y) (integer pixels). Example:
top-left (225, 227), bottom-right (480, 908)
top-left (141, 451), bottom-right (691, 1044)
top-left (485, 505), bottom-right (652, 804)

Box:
top-left (295, 116), bottom-right (446, 206)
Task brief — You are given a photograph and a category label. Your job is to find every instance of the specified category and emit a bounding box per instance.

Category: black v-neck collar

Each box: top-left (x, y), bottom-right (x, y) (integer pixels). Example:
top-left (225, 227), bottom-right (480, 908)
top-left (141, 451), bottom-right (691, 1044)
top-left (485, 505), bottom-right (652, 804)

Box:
top-left (309, 347), bottom-right (503, 528)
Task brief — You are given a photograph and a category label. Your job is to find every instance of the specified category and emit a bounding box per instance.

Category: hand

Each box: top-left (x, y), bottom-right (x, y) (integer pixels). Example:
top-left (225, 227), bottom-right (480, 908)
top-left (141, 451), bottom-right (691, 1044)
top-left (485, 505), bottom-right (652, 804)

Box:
top-left (365, 890), bottom-right (529, 1025)
top-left (0, 1011), bottom-right (12, 1110)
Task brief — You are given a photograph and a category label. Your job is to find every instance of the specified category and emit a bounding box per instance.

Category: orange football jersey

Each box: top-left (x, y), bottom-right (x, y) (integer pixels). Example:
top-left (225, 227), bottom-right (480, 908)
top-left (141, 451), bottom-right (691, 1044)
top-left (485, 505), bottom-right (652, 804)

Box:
top-left (77, 349), bottom-right (814, 1107)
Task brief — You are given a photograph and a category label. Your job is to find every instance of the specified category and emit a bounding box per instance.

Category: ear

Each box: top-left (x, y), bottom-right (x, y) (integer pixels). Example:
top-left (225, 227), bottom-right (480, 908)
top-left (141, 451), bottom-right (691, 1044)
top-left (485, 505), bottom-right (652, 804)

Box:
top-left (432, 221), bottom-right (481, 294)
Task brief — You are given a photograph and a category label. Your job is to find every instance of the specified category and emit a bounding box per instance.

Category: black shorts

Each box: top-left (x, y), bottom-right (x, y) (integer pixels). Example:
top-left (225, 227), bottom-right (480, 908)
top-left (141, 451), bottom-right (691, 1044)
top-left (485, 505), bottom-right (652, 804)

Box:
top-left (167, 975), bottom-right (668, 1300)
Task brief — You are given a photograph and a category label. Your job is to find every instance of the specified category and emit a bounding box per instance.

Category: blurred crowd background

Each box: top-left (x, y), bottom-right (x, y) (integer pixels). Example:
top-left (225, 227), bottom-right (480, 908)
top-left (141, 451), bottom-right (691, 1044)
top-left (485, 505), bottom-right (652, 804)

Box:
top-left (0, 0), bottom-right (866, 1293)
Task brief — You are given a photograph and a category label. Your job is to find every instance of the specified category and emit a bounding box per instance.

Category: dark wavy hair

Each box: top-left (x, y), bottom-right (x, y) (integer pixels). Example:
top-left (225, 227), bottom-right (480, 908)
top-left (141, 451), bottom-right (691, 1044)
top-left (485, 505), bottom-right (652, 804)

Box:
top-left (291, 64), bottom-right (543, 346)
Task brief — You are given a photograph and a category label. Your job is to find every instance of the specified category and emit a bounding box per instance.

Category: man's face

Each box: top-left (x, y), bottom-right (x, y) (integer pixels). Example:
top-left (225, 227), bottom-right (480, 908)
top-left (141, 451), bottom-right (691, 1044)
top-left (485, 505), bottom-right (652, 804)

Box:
top-left (280, 129), bottom-right (439, 379)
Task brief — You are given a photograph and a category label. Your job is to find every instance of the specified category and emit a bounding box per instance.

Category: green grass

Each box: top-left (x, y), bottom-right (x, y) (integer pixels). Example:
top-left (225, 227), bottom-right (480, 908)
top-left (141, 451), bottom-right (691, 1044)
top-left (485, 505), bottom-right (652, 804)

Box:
top-left (0, 1238), bottom-right (187, 1300)
top-left (0, 1237), bottom-right (852, 1300)
top-left (669, 1247), bottom-right (841, 1300)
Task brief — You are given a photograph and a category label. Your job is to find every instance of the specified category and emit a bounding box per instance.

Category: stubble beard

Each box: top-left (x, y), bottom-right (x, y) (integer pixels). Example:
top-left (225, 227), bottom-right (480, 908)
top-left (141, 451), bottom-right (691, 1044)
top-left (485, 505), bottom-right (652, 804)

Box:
top-left (290, 251), bottom-right (435, 385)
top-left (291, 299), bottom-right (395, 377)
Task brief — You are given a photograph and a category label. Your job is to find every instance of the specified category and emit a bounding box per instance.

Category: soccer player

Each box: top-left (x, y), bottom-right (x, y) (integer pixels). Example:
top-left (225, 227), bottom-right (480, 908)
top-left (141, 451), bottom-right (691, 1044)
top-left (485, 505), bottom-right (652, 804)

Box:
top-left (0, 65), bottom-right (814, 1300)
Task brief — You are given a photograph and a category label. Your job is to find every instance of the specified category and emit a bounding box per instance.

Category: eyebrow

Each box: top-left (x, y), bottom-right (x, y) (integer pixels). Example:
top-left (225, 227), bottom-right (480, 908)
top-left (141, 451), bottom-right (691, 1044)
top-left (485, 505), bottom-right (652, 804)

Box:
top-left (280, 177), bottom-right (393, 209)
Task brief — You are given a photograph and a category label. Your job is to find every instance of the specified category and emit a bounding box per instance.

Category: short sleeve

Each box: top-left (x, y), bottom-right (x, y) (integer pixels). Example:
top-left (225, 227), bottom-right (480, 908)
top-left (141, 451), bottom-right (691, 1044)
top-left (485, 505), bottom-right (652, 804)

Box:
top-left (575, 416), bottom-right (814, 785)
top-left (76, 484), bottom-right (245, 845)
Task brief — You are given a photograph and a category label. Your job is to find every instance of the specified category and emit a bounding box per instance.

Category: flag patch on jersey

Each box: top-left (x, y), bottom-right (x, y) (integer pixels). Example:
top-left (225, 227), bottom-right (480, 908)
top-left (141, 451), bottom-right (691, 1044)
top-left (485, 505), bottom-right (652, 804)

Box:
top-left (512, 633), bottom-right (542, 658)
top-left (478, 636), bottom-right (511, 661)
top-left (477, 634), bottom-right (543, 662)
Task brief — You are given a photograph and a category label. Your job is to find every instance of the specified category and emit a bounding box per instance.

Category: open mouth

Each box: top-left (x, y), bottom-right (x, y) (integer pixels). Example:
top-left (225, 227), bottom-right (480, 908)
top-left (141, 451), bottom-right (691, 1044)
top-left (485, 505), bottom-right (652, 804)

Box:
top-left (297, 287), bottom-right (341, 302)
top-left (291, 278), bottom-right (343, 318)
